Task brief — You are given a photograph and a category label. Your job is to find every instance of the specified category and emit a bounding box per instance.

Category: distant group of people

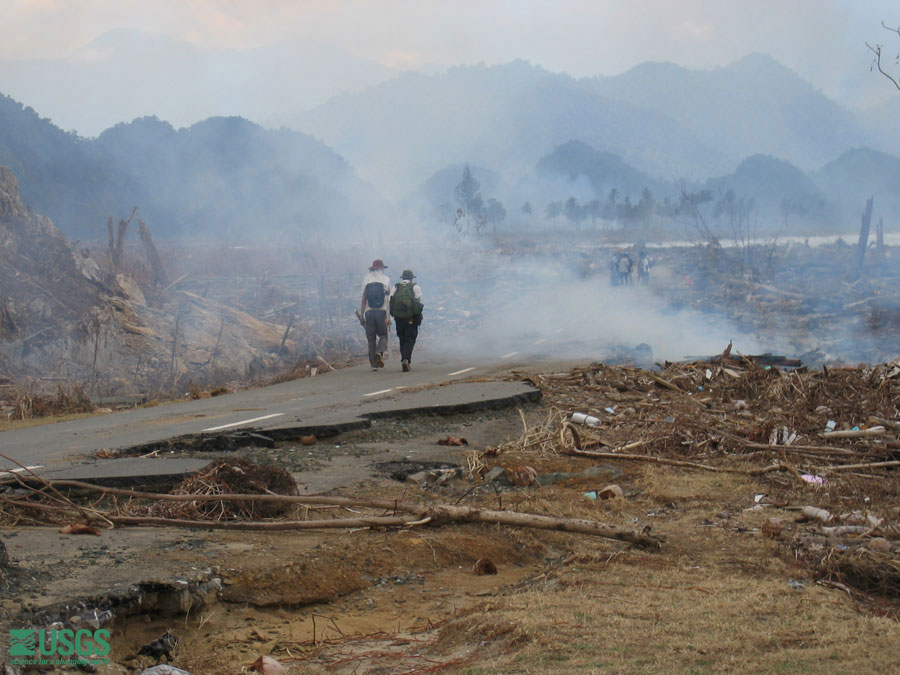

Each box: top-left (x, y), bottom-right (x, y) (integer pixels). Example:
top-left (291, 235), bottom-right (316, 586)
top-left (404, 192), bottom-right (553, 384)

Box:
top-left (359, 259), bottom-right (424, 372)
top-left (610, 250), bottom-right (651, 286)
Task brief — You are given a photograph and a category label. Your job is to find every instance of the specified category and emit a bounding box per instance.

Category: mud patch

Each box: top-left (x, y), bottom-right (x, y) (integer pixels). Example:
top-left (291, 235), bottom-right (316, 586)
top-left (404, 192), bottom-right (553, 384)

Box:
top-left (375, 460), bottom-right (461, 482)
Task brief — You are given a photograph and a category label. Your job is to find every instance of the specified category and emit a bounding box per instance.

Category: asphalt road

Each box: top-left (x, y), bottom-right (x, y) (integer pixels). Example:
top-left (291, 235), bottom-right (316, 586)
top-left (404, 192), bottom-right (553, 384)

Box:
top-left (0, 353), bottom-right (543, 479)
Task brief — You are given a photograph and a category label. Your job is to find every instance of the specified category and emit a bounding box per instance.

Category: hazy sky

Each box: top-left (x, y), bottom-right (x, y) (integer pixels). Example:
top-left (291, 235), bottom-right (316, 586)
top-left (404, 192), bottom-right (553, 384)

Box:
top-left (1, 0), bottom-right (897, 106)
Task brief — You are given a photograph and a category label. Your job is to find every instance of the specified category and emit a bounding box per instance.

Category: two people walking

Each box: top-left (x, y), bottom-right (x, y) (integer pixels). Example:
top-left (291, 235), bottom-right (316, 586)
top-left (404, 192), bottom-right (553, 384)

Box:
top-left (359, 260), bottom-right (423, 372)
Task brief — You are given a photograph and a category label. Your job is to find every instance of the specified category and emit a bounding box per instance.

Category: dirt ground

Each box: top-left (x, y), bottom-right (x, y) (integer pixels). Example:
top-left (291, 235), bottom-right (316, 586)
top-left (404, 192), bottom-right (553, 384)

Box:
top-left (4, 359), bottom-right (900, 674)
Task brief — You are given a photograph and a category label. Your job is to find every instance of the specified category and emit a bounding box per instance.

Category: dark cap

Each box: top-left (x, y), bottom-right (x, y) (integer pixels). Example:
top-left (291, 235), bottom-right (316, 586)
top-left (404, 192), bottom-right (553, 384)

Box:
top-left (401, 269), bottom-right (415, 280)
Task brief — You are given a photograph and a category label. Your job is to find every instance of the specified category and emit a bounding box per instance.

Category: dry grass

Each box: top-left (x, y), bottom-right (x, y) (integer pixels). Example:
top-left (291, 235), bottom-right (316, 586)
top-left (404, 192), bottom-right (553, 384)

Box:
top-left (423, 461), bottom-right (900, 673)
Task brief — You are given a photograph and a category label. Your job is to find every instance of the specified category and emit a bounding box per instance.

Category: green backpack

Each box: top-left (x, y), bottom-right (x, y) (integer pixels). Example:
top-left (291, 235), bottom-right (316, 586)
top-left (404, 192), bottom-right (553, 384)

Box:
top-left (390, 282), bottom-right (422, 320)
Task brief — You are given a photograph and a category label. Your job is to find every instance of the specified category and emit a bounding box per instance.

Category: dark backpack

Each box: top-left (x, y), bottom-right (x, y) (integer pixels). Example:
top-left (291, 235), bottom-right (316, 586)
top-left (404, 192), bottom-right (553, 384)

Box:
top-left (390, 282), bottom-right (421, 320)
top-left (364, 281), bottom-right (386, 309)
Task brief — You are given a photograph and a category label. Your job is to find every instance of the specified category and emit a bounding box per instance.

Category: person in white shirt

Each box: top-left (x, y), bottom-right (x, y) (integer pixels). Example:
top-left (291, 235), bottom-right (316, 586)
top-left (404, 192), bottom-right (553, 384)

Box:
top-left (359, 259), bottom-right (391, 370)
top-left (389, 269), bottom-right (424, 372)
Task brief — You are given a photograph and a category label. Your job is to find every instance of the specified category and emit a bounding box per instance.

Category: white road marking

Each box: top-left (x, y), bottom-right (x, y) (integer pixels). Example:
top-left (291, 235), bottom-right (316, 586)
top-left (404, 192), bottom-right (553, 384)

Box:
top-left (447, 367), bottom-right (475, 376)
top-left (363, 388), bottom-right (395, 397)
top-left (501, 351), bottom-right (519, 359)
top-left (0, 464), bottom-right (43, 476)
top-left (202, 413), bottom-right (284, 432)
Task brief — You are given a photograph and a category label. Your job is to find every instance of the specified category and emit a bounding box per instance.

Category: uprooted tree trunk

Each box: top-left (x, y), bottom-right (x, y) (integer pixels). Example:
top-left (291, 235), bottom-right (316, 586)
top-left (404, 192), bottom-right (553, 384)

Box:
top-left (138, 217), bottom-right (168, 287)
top-left (853, 197), bottom-right (874, 279)
top-left (107, 207), bottom-right (138, 271)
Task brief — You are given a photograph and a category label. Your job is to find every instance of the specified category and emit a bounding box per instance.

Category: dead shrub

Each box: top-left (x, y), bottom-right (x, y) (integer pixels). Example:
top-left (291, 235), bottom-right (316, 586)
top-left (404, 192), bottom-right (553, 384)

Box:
top-left (156, 458), bottom-right (299, 521)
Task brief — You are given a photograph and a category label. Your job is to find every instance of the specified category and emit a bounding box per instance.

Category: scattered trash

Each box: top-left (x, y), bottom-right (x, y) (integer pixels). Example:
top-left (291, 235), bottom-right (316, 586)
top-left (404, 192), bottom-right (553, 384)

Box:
top-left (801, 506), bottom-right (833, 524)
top-left (570, 412), bottom-right (601, 427)
top-left (604, 407), bottom-right (615, 414)
top-left (250, 655), bottom-right (286, 674)
top-left (138, 630), bottom-right (179, 664)
top-left (583, 491), bottom-right (598, 500)
top-left (825, 420), bottom-right (837, 431)
top-left (437, 436), bottom-right (469, 446)
top-left (787, 579), bottom-right (806, 590)
top-left (800, 474), bottom-right (826, 485)
top-left (300, 435), bottom-right (316, 445)
top-left (597, 484), bottom-right (624, 500)
top-left (71, 608), bottom-right (113, 629)
top-left (473, 557), bottom-right (498, 575)
top-left (140, 666), bottom-right (191, 675)
top-left (58, 523), bottom-right (101, 536)
top-left (507, 465), bottom-right (538, 486)
top-left (762, 518), bottom-right (783, 538)
top-left (406, 468), bottom-right (461, 488)
top-left (768, 426), bottom-right (797, 446)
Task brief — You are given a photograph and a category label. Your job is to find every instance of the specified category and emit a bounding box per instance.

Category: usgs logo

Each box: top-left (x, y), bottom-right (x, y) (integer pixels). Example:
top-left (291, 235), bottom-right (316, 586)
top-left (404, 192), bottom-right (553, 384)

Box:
top-left (9, 628), bottom-right (110, 664)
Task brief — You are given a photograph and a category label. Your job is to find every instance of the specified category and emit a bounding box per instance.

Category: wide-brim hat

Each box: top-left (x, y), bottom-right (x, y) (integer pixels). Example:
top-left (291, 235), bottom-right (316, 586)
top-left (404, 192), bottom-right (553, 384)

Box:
top-left (401, 269), bottom-right (415, 280)
top-left (369, 259), bottom-right (387, 270)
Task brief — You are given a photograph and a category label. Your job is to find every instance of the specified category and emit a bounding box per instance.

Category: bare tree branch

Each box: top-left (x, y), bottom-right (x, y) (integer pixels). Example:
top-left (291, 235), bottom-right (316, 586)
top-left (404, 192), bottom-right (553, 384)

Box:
top-left (867, 21), bottom-right (900, 92)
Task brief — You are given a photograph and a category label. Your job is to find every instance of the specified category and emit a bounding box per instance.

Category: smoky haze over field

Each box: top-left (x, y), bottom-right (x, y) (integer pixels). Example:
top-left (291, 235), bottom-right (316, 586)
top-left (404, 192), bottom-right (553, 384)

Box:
top-left (1, 1), bottom-right (899, 381)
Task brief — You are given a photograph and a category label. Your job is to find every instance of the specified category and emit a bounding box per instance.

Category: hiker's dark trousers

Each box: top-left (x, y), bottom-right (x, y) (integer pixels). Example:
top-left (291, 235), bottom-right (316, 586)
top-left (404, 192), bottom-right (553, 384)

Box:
top-left (365, 309), bottom-right (388, 367)
top-left (395, 319), bottom-right (418, 363)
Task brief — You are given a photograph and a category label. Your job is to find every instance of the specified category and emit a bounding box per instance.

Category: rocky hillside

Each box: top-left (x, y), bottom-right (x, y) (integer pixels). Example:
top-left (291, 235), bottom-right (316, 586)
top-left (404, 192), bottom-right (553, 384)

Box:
top-left (0, 164), bottom-right (297, 394)
top-left (0, 166), bottom-right (106, 372)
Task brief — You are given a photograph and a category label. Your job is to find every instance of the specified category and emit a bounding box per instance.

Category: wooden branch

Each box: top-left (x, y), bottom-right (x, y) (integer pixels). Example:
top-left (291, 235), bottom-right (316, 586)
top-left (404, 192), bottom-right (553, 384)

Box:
top-left (39, 480), bottom-right (418, 511)
top-left (561, 446), bottom-right (776, 476)
top-left (420, 504), bottom-right (661, 549)
top-left (821, 426), bottom-right (884, 439)
top-left (647, 372), bottom-right (683, 392)
top-left (27, 479), bottom-right (662, 548)
top-left (867, 39), bottom-right (900, 92)
top-left (823, 460), bottom-right (900, 473)
top-left (110, 515), bottom-right (415, 530)
top-left (740, 441), bottom-right (861, 456)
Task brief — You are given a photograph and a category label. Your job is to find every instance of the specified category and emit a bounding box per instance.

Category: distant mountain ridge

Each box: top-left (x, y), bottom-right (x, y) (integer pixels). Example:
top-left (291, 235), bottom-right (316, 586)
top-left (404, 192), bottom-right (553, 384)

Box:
top-left (296, 55), bottom-right (885, 200)
top-left (585, 53), bottom-right (872, 172)
top-left (0, 93), bottom-right (388, 240)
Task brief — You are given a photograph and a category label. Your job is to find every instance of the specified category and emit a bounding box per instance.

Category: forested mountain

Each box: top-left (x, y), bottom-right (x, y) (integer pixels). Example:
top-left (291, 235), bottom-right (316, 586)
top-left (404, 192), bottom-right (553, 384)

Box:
top-left (0, 94), bottom-right (388, 240)
top-left (585, 54), bottom-right (872, 172)
top-left (536, 140), bottom-right (671, 200)
top-left (295, 60), bottom-right (723, 198)
top-left (812, 148), bottom-right (900, 224)
top-left (296, 55), bottom-right (884, 207)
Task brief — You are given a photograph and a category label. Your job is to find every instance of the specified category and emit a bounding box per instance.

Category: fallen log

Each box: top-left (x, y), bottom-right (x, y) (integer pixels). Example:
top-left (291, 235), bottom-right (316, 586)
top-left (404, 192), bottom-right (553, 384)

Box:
top-left (821, 427), bottom-right (885, 439)
top-left (560, 446), bottom-right (781, 476)
top-left (13, 479), bottom-right (662, 548)
top-left (823, 460), bottom-right (900, 472)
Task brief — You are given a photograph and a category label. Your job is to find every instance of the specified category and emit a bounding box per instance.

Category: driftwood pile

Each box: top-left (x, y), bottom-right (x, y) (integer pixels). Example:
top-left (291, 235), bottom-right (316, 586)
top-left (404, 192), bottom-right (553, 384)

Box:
top-left (498, 348), bottom-right (900, 478)
top-left (472, 349), bottom-right (900, 603)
